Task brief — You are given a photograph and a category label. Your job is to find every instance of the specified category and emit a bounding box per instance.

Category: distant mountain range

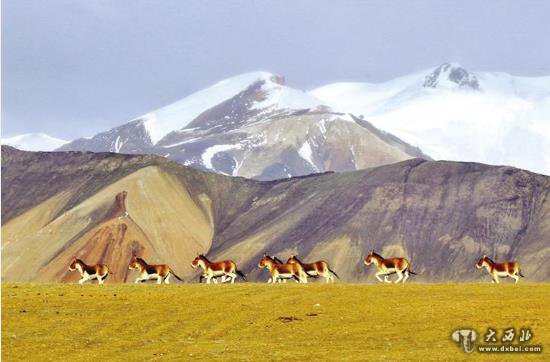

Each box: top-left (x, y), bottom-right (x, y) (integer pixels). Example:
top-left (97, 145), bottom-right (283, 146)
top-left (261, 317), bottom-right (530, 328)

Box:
top-left (56, 72), bottom-right (426, 179)
top-left (2, 146), bottom-right (549, 282)
top-left (5, 63), bottom-right (549, 176)
top-left (1, 133), bottom-right (68, 151)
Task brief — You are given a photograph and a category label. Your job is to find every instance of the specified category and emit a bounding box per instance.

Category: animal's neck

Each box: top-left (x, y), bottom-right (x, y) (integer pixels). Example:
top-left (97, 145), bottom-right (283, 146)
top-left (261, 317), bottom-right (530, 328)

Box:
top-left (198, 259), bottom-right (209, 270)
top-left (136, 260), bottom-right (146, 271)
top-left (75, 263), bottom-right (84, 274)
top-left (265, 260), bottom-right (274, 270)
top-left (371, 255), bottom-right (382, 265)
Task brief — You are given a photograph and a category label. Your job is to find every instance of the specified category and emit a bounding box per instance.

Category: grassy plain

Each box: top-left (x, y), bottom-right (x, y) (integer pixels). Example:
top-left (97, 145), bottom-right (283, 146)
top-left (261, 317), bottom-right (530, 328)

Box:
top-left (2, 283), bottom-right (548, 361)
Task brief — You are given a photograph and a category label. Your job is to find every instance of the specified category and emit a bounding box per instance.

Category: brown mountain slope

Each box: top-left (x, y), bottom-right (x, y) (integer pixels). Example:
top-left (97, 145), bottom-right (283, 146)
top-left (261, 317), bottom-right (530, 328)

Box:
top-left (2, 146), bottom-right (549, 282)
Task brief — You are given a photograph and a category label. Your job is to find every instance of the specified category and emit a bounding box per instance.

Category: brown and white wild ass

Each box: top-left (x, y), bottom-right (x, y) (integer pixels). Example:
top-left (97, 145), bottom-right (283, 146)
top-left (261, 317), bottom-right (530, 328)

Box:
top-left (476, 255), bottom-right (524, 283)
top-left (286, 255), bottom-right (339, 283)
top-left (191, 255), bottom-right (246, 284)
top-left (364, 250), bottom-right (416, 284)
top-left (128, 256), bottom-right (184, 284)
top-left (258, 255), bottom-right (308, 283)
top-left (68, 257), bottom-right (110, 285)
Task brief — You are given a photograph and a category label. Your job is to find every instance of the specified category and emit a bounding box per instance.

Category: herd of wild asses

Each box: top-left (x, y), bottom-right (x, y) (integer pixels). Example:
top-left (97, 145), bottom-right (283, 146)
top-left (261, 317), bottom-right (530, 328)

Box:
top-left (68, 251), bottom-right (525, 285)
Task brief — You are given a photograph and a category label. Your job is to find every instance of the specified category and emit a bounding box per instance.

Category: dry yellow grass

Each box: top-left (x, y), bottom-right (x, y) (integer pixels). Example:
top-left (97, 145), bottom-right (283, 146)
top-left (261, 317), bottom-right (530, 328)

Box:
top-left (2, 283), bottom-right (548, 361)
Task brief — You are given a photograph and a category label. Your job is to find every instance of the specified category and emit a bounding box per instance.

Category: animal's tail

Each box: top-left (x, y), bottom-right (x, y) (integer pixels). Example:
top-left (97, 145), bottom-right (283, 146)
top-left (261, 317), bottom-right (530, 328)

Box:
top-left (407, 265), bottom-right (418, 275)
top-left (170, 269), bottom-right (185, 282)
top-left (328, 268), bottom-right (340, 279)
top-left (519, 270), bottom-right (525, 277)
top-left (236, 269), bottom-right (247, 281)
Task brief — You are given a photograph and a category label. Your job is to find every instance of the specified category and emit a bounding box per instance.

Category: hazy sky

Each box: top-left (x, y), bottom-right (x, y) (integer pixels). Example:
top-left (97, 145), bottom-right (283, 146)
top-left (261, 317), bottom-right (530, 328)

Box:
top-left (2, 0), bottom-right (550, 140)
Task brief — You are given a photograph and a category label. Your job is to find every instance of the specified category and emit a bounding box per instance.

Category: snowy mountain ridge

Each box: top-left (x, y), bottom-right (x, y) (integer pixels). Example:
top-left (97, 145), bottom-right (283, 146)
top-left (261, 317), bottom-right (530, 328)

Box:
top-left (1, 133), bottom-right (68, 152)
top-left (311, 63), bottom-right (550, 175)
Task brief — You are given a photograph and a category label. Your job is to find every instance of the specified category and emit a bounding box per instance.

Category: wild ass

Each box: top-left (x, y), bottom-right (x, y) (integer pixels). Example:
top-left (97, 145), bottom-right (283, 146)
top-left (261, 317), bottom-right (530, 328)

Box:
top-left (68, 257), bottom-right (110, 285)
top-left (476, 255), bottom-right (524, 283)
top-left (258, 254), bottom-right (308, 283)
top-left (286, 255), bottom-right (339, 283)
top-left (364, 250), bottom-right (416, 284)
top-left (128, 256), bottom-right (184, 284)
top-left (191, 254), bottom-right (246, 284)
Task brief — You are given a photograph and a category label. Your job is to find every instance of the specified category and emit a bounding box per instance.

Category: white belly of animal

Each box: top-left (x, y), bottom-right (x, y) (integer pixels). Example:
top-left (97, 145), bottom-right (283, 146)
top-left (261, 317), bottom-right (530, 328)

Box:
top-left (146, 273), bottom-right (159, 279)
top-left (212, 270), bottom-right (225, 276)
top-left (384, 268), bottom-right (396, 274)
top-left (496, 271), bottom-right (509, 277)
top-left (278, 273), bottom-right (293, 278)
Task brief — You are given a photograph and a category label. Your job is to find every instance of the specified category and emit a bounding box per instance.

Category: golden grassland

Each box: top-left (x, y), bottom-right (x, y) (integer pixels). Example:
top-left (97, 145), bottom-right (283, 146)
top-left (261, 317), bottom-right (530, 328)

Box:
top-left (2, 283), bottom-right (548, 361)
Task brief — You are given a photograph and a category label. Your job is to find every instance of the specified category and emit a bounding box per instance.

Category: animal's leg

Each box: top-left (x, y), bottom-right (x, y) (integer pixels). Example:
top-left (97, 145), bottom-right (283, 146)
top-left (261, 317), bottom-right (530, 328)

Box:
top-left (375, 273), bottom-right (384, 283)
top-left (134, 277), bottom-right (142, 284)
top-left (220, 275), bottom-right (226, 283)
top-left (206, 275), bottom-right (212, 284)
top-left (493, 274), bottom-right (500, 284)
top-left (402, 271), bottom-right (410, 284)
top-left (164, 274), bottom-right (171, 284)
top-left (267, 277), bottom-right (272, 283)
top-left (512, 274), bottom-right (519, 284)
top-left (157, 276), bottom-right (163, 284)
top-left (229, 273), bottom-right (236, 284)
top-left (384, 274), bottom-right (392, 283)
top-left (394, 271), bottom-right (404, 284)
top-left (78, 277), bottom-right (86, 285)
top-left (98, 275), bottom-right (104, 285)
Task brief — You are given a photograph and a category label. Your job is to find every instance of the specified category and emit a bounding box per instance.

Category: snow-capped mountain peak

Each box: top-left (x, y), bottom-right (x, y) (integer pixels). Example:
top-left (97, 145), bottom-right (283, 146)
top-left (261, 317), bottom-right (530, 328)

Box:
top-left (423, 62), bottom-right (480, 90)
top-left (138, 71), bottom-right (316, 144)
top-left (251, 75), bottom-right (323, 111)
top-left (2, 133), bottom-right (68, 151)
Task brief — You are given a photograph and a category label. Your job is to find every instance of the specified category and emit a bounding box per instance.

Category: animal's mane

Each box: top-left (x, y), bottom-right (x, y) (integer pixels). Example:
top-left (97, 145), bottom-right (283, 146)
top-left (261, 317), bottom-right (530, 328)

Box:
top-left (287, 255), bottom-right (302, 263)
top-left (272, 256), bottom-right (284, 263)
top-left (371, 251), bottom-right (383, 259)
top-left (484, 256), bottom-right (495, 264)
top-left (199, 254), bottom-right (211, 263)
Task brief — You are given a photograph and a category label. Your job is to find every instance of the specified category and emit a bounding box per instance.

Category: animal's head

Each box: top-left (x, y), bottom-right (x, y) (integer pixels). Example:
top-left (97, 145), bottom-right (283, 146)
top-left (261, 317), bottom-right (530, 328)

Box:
top-left (287, 255), bottom-right (298, 264)
top-left (68, 257), bottom-right (78, 271)
top-left (191, 255), bottom-right (205, 269)
top-left (128, 255), bottom-right (140, 270)
top-left (476, 255), bottom-right (488, 269)
top-left (364, 250), bottom-right (375, 265)
top-left (258, 254), bottom-right (271, 269)
top-left (451, 329), bottom-right (478, 353)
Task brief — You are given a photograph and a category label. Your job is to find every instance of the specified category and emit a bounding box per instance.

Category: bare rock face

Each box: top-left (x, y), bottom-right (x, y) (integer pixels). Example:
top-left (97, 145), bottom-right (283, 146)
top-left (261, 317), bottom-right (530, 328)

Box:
top-left (423, 63), bottom-right (480, 90)
top-left (2, 147), bottom-right (549, 282)
top-left (104, 191), bottom-right (128, 220)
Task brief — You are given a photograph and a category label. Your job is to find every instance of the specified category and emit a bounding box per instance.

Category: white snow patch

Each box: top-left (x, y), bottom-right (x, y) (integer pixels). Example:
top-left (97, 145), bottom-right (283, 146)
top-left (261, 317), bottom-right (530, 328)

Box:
top-left (201, 144), bottom-right (242, 172)
top-left (298, 140), bottom-right (317, 171)
top-left (160, 138), bottom-right (201, 148)
top-left (252, 78), bottom-right (324, 111)
top-left (111, 136), bottom-right (126, 153)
